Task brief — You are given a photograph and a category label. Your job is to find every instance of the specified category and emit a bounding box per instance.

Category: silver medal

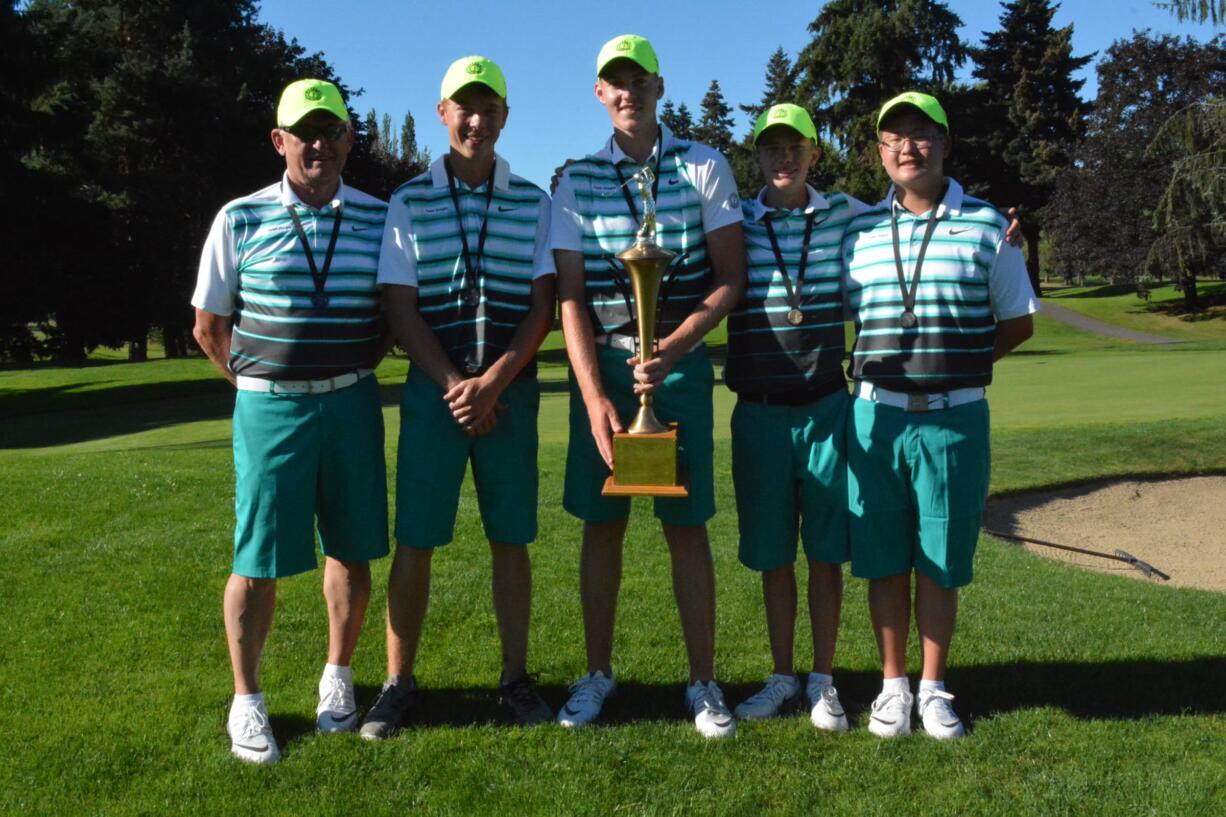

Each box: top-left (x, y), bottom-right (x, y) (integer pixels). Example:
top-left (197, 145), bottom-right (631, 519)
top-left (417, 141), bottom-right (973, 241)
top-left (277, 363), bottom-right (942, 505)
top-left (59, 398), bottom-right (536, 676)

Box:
top-left (786, 307), bottom-right (804, 326)
top-left (900, 309), bottom-right (918, 329)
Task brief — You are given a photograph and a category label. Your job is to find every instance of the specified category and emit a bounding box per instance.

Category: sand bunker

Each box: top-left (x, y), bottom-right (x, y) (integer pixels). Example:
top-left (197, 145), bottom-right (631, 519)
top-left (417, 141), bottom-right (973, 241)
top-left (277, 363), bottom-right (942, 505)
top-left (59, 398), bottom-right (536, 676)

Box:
top-left (983, 476), bottom-right (1226, 592)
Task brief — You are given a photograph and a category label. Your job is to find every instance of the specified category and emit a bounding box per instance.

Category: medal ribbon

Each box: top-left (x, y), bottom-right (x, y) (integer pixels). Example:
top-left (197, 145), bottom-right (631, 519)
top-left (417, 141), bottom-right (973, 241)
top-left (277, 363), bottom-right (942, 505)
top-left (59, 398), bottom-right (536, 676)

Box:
top-left (444, 157), bottom-right (497, 300)
top-left (763, 209), bottom-right (817, 321)
top-left (286, 200), bottom-right (344, 310)
top-left (889, 183), bottom-right (947, 323)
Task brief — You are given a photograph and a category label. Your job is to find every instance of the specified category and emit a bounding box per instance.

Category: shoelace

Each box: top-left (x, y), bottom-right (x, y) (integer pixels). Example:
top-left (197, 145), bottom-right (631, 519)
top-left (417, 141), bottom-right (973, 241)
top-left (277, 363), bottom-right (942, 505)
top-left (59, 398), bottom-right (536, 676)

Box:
top-left (371, 681), bottom-right (409, 714)
top-left (320, 676), bottom-right (352, 711)
top-left (567, 674), bottom-right (609, 706)
top-left (502, 676), bottom-right (541, 708)
top-left (871, 691), bottom-right (912, 718)
top-left (233, 705), bottom-right (270, 740)
top-left (818, 686), bottom-right (842, 711)
top-left (919, 690), bottom-right (958, 719)
top-left (691, 683), bottom-right (728, 715)
top-left (753, 676), bottom-right (797, 706)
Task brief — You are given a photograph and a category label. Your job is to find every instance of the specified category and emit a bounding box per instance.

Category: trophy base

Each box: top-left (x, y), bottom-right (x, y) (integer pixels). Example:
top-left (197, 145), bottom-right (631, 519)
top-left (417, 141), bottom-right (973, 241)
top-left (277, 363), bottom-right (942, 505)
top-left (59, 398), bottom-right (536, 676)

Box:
top-left (602, 425), bottom-right (689, 497)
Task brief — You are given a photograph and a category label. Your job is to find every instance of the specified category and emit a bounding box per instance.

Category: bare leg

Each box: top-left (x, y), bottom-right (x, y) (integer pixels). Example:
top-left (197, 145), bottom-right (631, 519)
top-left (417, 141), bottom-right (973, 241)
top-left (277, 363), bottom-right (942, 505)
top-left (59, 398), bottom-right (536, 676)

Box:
top-left (807, 559), bottom-right (843, 677)
top-left (490, 541), bottom-right (532, 682)
top-left (224, 574), bottom-right (277, 695)
top-left (868, 573), bottom-right (911, 679)
top-left (384, 546), bottom-right (433, 678)
top-left (662, 523), bottom-right (716, 683)
top-left (761, 565), bottom-right (797, 676)
top-left (915, 572), bottom-right (958, 682)
top-left (323, 557), bottom-right (371, 666)
top-left (579, 519), bottom-right (628, 676)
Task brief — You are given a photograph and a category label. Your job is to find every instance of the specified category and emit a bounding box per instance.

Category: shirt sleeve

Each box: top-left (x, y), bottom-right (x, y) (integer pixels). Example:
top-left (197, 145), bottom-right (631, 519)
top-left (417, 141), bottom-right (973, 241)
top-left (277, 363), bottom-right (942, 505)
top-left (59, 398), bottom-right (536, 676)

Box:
top-left (686, 145), bottom-right (744, 234)
top-left (191, 208), bottom-right (238, 316)
top-left (532, 191), bottom-right (557, 279)
top-left (548, 169), bottom-right (584, 252)
top-left (377, 194), bottom-right (418, 287)
top-left (989, 241), bottom-right (1040, 320)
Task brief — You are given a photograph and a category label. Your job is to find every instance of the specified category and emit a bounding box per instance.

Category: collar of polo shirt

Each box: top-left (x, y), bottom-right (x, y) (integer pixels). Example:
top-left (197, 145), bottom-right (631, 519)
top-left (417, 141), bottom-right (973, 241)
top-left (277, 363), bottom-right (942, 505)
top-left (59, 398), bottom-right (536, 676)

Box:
top-left (279, 171), bottom-right (346, 211)
top-left (428, 153), bottom-right (512, 192)
top-left (884, 177), bottom-right (965, 219)
top-left (751, 183), bottom-right (830, 223)
top-left (595, 122), bottom-right (679, 166)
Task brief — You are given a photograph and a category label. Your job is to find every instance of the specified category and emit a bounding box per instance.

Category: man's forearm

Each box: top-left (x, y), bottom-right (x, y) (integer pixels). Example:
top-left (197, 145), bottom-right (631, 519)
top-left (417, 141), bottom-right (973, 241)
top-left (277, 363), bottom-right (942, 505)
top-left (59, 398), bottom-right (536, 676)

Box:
top-left (993, 315), bottom-right (1035, 361)
top-left (560, 298), bottom-right (607, 405)
top-left (658, 281), bottom-right (741, 359)
top-left (192, 309), bottom-right (235, 385)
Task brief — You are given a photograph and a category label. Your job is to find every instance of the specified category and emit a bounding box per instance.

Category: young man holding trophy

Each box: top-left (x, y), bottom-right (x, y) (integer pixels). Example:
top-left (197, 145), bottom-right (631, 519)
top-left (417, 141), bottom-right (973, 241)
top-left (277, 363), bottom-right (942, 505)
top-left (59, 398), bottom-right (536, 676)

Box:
top-left (363, 56), bottom-right (556, 737)
top-left (550, 34), bottom-right (747, 738)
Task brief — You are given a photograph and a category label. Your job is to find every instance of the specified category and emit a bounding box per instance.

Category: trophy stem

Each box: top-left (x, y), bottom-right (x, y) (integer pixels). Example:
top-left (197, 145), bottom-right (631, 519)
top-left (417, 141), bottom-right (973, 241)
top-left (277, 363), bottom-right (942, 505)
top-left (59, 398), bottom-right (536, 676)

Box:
top-left (629, 396), bottom-right (669, 434)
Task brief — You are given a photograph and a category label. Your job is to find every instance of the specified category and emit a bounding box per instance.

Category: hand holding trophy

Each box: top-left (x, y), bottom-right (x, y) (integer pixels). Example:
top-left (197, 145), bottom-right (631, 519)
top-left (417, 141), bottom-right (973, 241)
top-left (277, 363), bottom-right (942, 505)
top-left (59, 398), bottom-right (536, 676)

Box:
top-left (602, 166), bottom-right (688, 497)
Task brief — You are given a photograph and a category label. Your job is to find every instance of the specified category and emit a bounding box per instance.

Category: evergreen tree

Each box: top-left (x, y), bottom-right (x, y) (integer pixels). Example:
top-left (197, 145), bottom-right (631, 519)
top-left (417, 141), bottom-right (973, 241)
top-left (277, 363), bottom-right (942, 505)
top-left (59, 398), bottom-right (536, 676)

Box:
top-left (693, 79), bottom-right (735, 155)
top-left (660, 99), bottom-right (679, 132)
top-left (739, 47), bottom-right (799, 121)
top-left (674, 102), bottom-right (695, 140)
top-left (960, 0), bottom-right (1092, 296)
top-left (795, 0), bottom-right (966, 201)
top-left (1160, 0), bottom-right (1224, 23)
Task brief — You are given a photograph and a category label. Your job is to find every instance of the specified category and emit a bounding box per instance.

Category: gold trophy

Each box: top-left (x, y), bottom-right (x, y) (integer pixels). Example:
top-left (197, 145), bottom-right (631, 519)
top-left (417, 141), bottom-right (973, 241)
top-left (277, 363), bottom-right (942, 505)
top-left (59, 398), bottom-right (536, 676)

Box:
top-left (602, 166), bottom-right (688, 497)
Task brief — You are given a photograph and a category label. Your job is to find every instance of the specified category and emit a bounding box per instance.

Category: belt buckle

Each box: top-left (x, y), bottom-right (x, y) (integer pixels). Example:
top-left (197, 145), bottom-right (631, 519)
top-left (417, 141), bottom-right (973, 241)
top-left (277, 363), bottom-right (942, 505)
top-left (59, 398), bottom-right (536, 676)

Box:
top-left (906, 393), bottom-right (929, 413)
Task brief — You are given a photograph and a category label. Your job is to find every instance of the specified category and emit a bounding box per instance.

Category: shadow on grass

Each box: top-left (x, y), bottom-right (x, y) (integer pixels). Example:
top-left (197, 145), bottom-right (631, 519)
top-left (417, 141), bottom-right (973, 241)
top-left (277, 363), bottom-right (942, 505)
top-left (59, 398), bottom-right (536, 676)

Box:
top-left (0, 378), bottom-right (230, 421)
top-left (320, 658), bottom-right (1226, 734)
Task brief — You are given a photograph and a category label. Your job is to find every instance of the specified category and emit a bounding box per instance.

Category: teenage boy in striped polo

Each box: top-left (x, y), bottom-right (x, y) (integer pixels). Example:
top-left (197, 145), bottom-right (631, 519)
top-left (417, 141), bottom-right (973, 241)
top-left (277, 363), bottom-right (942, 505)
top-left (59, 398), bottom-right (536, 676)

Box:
top-left (360, 56), bottom-right (556, 737)
top-left (726, 104), bottom-right (867, 730)
top-left (192, 79), bottom-right (389, 764)
top-left (551, 34), bottom-right (747, 739)
top-left (842, 92), bottom-right (1037, 739)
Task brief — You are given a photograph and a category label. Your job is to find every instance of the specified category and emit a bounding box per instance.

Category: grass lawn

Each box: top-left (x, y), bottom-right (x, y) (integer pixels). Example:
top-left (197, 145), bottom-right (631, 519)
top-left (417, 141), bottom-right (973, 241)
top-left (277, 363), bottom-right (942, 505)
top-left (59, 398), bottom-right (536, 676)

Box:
top-left (1043, 280), bottom-right (1226, 342)
top-left (2, 313), bottom-right (1225, 816)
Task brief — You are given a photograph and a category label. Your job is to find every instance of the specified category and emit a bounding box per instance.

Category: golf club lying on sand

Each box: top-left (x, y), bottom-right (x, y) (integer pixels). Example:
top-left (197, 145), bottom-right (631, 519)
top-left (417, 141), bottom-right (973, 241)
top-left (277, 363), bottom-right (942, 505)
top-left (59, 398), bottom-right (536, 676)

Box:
top-left (982, 528), bottom-right (1171, 581)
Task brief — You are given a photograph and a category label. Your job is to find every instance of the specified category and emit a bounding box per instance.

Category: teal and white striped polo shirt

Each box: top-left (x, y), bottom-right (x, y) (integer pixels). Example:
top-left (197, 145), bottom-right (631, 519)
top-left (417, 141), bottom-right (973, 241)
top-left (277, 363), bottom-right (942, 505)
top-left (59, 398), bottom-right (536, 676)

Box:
top-left (841, 178), bottom-right (1037, 393)
top-left (726, 185), bottom-right (867, 394)
top-left (550, 124), bottom-right (742, 339)
top-left (193, 174), bottom-right (387, 380)
top-left (377, 154), bottom-right (553, 378)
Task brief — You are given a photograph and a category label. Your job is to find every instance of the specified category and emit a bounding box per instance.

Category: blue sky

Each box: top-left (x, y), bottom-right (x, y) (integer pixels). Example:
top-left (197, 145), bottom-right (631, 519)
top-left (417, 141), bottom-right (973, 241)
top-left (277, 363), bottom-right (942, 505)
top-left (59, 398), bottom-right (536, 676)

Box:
top-left (256, 0), bottom-right (1218, 188)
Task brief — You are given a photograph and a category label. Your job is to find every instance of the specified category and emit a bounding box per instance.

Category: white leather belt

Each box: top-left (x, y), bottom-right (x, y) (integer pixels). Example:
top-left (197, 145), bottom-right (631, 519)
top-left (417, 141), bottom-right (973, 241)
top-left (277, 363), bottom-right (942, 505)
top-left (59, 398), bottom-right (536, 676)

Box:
top-left (593, 333), bottom-right (637, 353)
top-left (855, 381), bottom-right (984, 412)
top-left (236, 369), bottom-right (374, 395)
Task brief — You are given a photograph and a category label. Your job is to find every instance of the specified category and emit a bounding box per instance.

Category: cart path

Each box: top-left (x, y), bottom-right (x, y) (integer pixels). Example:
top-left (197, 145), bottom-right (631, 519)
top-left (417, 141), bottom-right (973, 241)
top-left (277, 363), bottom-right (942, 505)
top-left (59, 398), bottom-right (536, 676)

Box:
top-left (1039, 300), bottom-right (1185, 344)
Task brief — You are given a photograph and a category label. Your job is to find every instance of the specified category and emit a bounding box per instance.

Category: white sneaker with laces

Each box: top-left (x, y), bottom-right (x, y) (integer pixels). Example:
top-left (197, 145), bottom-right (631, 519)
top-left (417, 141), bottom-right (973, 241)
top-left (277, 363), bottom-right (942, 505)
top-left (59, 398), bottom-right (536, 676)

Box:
top-left (734, 673), bottom-right (801, 720)
top-left (316, 673), bottom-right (359, 733)
top-left (228, 698), bottom-right (281, 764)
top-left (686, 680), bottom-right (736, 739)
top-left (868, 688), bottom-right (913, 738)
top-left (806, 674), bottom-right (849, 732)
top-left (557, 671), bottom-right (616, 728)
top-left (918, 688), bottom-right (965, 739)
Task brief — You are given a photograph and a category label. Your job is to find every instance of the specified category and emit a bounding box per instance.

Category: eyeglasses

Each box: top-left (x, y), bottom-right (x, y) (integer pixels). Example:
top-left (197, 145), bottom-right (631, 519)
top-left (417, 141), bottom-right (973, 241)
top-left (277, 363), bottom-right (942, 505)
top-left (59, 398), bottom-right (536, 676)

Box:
top-left (282, 122), bottom-right (350, 144)
top-left (879, 133), bottom-right (939, 153)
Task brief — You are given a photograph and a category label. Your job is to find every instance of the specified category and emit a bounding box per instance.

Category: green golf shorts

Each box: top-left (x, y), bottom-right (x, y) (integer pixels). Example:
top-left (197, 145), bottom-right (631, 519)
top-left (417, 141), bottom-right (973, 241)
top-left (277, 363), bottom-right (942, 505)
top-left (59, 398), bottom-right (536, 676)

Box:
top-left (732, 389), bottom-right (850, 571)
top-left (846, 395), bottom-right (990, 589)
top-left (395, 366), bottom-right (539, 549)
top-left (563, 342), bottom-right (715, 526)
top-left (232, 373), bottom-right (389, 579)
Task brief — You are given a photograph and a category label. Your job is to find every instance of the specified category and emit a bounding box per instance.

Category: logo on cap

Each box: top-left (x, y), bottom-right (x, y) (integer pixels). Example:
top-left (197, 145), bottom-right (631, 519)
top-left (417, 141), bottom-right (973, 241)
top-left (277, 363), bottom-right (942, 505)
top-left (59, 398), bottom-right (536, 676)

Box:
top-left (304, 87), bottom-right (322, 101)
top-left (616, 39), bottom-right (632, 51)
top-left (771, 108), bottom-right (788, 120)
top-left (467, 62), bottom-right (483, 75)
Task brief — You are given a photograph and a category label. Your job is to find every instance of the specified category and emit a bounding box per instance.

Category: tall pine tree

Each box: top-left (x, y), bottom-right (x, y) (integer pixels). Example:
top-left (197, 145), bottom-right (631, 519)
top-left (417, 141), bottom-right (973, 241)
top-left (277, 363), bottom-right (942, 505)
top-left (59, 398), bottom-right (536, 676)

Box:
top-left (693, 79), bottom-right (735, 155)
top-left (961, 0), bottom-right (1092, 296)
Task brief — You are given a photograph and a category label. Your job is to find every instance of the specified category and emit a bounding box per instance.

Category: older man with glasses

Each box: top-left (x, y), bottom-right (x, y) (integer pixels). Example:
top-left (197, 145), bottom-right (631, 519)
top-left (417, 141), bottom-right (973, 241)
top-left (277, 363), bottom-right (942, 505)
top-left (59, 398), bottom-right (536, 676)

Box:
top-left (192, 78), bottom-right (391, 764)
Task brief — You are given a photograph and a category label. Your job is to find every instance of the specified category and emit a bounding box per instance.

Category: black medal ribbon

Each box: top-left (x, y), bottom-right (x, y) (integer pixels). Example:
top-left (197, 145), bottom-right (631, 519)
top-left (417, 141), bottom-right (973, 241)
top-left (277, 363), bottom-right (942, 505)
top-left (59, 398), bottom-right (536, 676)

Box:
top-left (286, 200), bottom-right (344, 312)
top-left (889, 183), bottom-right (947, 329)
top-left (444, 157), bottom-right (496, 307)
top-left (612, 128), bottom-right (663, 226)
top-left (763, 208), bottom-right (818, 327)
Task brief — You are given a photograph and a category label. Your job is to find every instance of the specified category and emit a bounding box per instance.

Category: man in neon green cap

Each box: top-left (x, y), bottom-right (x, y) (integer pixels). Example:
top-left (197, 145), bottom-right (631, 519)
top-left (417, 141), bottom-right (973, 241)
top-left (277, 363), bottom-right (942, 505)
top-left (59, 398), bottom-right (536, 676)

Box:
top-left (551, 33), bottom-right (747, 739)
top-left (192, 77), bottom-right (390, 763)
top-left (724, 103), bottom-right (878, 730)
top-left (842, 91), bottom-right (1037, 739)
top-left (360, 56), bottom-right (556, 737)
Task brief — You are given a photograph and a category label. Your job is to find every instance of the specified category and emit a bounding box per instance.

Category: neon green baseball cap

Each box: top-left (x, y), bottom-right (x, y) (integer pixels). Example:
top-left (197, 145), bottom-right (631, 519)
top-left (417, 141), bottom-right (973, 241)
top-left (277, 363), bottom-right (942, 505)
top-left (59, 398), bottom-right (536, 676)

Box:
top-left (876, 91), bottom-right (949, 132)
top-left (596, 34), bottom-right (659, 77)
top-left (276, 79), bottom-right (349, 127)
top-left (440, 55), bottom-right (507, 101)
top-left (752, 103), bottom-right (818, 144)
